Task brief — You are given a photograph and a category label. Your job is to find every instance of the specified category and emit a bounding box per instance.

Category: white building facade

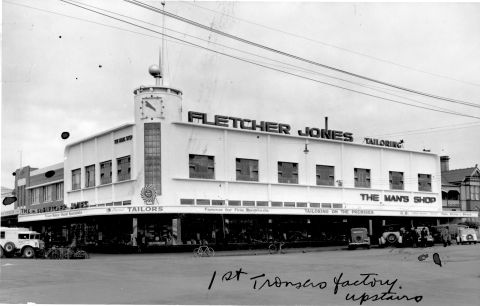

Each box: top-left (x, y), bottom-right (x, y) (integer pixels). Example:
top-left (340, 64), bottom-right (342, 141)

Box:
top-left (17, 68), bottom-right (477, 248)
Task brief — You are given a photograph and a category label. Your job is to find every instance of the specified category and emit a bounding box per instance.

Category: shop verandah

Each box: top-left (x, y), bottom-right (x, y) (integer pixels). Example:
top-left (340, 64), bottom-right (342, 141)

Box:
top-left (18, 213), bottom-right (441, 253)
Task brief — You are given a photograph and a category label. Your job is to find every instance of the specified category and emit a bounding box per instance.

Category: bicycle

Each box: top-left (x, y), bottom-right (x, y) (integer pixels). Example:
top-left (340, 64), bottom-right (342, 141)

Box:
top-left (268, 242), bottom-right (285, 254)
top-left (193, 245), bottom-right (215, 257)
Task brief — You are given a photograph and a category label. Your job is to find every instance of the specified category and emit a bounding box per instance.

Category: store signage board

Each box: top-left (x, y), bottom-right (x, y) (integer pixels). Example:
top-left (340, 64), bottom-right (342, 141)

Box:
top-left (360, 193), bottom-right (437, 203)
top-left (187, 111), bottom-right (403, 147)
top-left (17, 205), bottom-right (478, 222)
top-left (1, 208), bottom-right (21, 217)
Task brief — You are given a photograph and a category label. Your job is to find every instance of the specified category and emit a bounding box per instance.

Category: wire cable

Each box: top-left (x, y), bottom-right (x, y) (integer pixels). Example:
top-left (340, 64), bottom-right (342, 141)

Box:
top-left (367, 122), bottom-right (480, 138)
top-left (179, 0), bottom-right (480, 88)
top-left (50, 0), bottom-right (473, 117)
top-left (57, 0), bottom-right (480, 120)
top-left (124, 0), bottom-right (480, 109)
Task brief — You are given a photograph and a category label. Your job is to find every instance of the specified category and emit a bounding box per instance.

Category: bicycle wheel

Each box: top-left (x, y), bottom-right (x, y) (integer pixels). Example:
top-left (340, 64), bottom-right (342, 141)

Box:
top-left (193, 248), bottom-right (200, 257)
top-left (64, 249), bottom-right (75, 259)
top-left (268, 244), bottom-right (276, 254)
top-left (74, 250), bottom-right (89, 259)
top-left (206, 247), bottom-right (215, 257)
top-left (51, 249), bottom-right (61, 260)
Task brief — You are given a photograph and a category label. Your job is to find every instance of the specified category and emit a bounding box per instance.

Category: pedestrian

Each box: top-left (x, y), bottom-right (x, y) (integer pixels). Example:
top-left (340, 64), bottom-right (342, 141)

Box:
top-left (411, 228), bottom-right (418, 248)
top-left (441, 226), bottom-right (451, 247)
top-left (421, 227), bottom-right (428, 247)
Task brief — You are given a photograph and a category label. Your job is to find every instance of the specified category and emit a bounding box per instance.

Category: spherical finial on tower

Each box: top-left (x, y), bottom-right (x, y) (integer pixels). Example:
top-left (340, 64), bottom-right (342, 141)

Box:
top-left (148, 64), bottom-right (162, 78)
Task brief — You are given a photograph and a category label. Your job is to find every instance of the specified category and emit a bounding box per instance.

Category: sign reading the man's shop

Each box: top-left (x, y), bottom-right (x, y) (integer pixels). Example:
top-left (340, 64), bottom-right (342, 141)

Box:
top-left (114, 135), bottom-right (133, 144)
top-left (360, 193), bottom-right (436, 203)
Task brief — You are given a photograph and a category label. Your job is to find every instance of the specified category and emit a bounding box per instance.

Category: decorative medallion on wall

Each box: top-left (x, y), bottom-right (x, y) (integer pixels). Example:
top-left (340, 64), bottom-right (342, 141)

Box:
top-left (141, 185), bottom-right (157, 205)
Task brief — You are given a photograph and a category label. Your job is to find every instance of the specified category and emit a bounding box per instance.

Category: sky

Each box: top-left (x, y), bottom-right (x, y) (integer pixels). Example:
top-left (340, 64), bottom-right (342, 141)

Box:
top-left (2, 0), bottom-right (480, 190)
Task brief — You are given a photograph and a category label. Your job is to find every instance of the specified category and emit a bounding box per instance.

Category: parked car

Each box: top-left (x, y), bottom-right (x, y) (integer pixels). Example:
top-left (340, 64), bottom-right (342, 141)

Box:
top-left (431, 224), bottom-right (468, 243)
top-left (457, 228), bottom-right (478, 245)
top-left (348, 228), bottom-right (370, 249)
top-left (379, 224), bottom-right (403, 247)
top-left (415, 227), bottom-right (434, 247)
top-left (0, 227), bottom-right (45, 258)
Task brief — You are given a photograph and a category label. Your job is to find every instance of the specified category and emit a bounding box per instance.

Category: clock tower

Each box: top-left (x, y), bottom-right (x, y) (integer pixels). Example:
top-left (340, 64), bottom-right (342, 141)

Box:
top-left (132, 64), bottom-right (183, 205)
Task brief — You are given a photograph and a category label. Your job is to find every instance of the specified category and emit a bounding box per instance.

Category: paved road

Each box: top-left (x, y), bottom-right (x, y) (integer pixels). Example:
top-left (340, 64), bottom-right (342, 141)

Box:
top-left (1, 244), bottom-right (479, 305)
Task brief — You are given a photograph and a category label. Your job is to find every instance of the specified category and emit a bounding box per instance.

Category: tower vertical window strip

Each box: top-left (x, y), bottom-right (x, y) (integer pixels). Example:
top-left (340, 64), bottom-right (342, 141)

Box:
top-left (144, 123), bottom-right (162, 193)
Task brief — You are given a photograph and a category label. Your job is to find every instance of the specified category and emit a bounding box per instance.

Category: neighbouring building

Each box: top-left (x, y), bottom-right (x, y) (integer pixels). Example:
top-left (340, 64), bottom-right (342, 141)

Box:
top-left (441, 156), bottom-right (480, 222)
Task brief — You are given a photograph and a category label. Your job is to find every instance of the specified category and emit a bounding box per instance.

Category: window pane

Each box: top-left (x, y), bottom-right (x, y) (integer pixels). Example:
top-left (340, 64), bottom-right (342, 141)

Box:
top-left (72, 169), bottom-right (81, 190)
top-left (418, 173), bottom-right (432, 192)
top-left (117, 156), bottom-right (131, 181)
top-left (390, 171), bottom-right (404, 190)
top-left (85, 165), bottom-right (95, 187)
top-left (278, 162), bottom-right (298, 184)
top-left (236, 158), bottom-right (259, 181)
top-left (354, 168), bottom-right (371, 188)
top-left (189, 154), bottom-right (215, 179)
top-left (316, 165), bottom-right (334, 186)
top-left (100, 161), bottom-right (112, 184)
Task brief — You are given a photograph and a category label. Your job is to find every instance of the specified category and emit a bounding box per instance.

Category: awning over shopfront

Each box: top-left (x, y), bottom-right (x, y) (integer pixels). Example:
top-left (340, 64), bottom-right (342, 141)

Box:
top-left (17, 205), bottom-right (479, 222)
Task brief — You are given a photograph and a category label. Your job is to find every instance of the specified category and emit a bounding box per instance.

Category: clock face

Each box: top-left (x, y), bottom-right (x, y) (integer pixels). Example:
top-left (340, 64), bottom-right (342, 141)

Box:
top-left (140, 97), bottom-right (163, 119)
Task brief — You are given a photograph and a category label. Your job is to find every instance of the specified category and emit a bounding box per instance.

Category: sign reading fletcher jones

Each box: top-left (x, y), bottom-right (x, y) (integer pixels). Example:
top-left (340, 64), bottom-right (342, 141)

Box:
top-left (187, 111), bottom-right (354, 142)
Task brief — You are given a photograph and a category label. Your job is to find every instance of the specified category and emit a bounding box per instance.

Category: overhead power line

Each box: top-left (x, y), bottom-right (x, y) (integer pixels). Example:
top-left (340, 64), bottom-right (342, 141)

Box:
top-left (179, 0), bottom-right (480, 88)
top-left (368, 122), bottom-right (480, 138)
top-left (50, 0), bottom-right (473, 117)
top-left (57, 0), bottom-right (480, 120)
top-left (124, 0), bottom-right (480, 110)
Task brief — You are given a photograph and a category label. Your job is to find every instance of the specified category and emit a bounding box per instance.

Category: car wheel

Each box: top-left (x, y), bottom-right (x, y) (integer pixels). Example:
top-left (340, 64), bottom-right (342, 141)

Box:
top-left (0, 247), bottom-right (3, 258)
top-left (386, 234), bottom-right (398, 245)
top-left (22, 246), bottom-right (35, 259)
top-left (268, 244), bottom-right (276, 254)
top-left (3, 242), bottom-right (15, 254)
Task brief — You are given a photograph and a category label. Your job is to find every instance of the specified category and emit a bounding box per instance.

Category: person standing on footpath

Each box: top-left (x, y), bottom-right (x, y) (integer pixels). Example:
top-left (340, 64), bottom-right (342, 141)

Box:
top-left (441, 226), bottom-right (451, 247)
top-left (420, 227), bottom-right (428, 247)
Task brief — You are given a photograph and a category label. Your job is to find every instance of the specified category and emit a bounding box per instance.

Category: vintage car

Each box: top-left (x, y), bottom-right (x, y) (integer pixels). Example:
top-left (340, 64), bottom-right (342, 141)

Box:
top-left (431, 224), bottom-right (468, 243)
top-left (378, 224), bottom-right (403, 247)
top-left (415, 227), bottom-right (434, 247)
top-left (348, 228), bottom-right (370, 249)
top-left (457, 228), bottom-right (478, 245)
top-left (0, 227), bottom-right (45, 258)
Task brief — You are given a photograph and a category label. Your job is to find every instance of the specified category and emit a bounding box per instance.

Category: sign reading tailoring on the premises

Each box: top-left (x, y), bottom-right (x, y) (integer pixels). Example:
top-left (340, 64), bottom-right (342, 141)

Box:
top-left (188, 111), bottom-right (403, 148)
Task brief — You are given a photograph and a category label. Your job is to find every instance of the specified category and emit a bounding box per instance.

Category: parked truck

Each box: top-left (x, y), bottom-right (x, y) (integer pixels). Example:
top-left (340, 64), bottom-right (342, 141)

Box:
top-left (0, 227), bottom-right (45, 258)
